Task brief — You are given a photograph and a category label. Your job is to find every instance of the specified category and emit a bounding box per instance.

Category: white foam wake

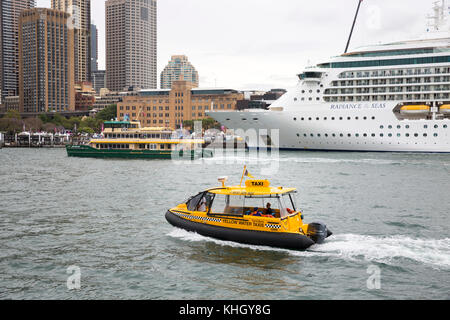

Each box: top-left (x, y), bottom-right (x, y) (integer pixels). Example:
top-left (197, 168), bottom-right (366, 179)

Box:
top-left (167, 228), bottom-right (450, 269)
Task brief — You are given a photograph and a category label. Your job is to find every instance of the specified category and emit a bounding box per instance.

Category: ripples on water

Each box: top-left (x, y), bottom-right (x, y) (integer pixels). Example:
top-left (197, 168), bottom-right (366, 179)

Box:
top-left (0, 148), bottom-right (449, 300)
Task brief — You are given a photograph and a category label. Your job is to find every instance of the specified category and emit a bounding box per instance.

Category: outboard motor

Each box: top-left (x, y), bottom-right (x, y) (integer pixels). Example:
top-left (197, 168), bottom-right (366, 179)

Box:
top-left (307, 222), bottom-right (332, 244)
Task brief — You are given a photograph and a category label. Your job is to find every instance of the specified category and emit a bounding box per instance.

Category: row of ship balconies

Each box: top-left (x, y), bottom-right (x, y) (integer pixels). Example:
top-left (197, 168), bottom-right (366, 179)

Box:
top-left (324, 85), bottom-right (450, 95)
top-left (337, 67), bottom-right (450, 79)
top-left (331, 75), bottom-right (450, 87)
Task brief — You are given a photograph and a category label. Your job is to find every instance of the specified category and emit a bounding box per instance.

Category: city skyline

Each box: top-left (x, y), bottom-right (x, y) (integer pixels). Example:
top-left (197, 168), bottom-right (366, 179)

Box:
top-left (36, 0), bottom-right (433, 90)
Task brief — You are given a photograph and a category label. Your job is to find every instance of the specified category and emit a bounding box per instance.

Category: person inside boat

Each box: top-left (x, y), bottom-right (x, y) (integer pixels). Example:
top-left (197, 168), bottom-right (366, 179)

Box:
top-left (265, 203), bottom-right (274, 216)
top-left (250, 207), bottom-right (263, 216)
top-left (197, 198), bottom-right (207, 212)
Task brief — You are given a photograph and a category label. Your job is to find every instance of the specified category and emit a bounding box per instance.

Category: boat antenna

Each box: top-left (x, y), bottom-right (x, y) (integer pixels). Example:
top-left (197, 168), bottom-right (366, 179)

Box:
top-left (344, 0), bottom-right (364, 54)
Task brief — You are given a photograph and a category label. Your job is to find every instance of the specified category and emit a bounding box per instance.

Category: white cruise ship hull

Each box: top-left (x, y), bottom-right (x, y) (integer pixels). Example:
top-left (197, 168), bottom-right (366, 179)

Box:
top-left (209, 101), bottom-right (450, 152)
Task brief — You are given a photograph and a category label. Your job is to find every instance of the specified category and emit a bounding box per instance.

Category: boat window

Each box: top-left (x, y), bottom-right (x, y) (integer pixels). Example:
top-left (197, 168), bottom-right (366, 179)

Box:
top-left (209, 194), bottom-right (229, 215)
top-left (186, 193), bottom-right (205, 211)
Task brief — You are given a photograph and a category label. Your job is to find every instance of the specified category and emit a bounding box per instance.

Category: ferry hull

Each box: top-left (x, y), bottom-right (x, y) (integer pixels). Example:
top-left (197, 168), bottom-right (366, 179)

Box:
top-left (165, 210), bottom-right (316, 251)
top-left (66, 145), bottom-right (213, 159)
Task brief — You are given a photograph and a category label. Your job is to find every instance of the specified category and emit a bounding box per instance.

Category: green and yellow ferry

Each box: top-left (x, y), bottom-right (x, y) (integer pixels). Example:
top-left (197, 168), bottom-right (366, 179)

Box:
top-left (66, 120), bottom-right (213, 159)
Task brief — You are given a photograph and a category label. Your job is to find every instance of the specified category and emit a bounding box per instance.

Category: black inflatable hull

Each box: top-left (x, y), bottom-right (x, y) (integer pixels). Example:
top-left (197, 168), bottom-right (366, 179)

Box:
top-left (166, 210), bottom-right (316, 251)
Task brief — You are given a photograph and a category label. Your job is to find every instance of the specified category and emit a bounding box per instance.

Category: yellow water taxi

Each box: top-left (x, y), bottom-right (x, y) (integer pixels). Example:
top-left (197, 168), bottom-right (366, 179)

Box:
top-left (166, 168), bottom-right (332, 250)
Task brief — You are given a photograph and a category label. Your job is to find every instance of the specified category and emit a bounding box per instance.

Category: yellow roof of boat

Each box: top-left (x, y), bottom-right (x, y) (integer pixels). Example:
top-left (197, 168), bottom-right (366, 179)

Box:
top-left (207, 180), bottom-right (297, 196)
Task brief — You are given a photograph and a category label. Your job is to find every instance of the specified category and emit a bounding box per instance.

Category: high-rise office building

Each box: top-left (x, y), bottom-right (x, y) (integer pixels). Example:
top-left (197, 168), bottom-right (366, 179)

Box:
top-left (106, 0), bottom-right (157, 92)
top-left (90, 23), bottom-right (98, 73)
top-left (0, 0), bottom-right (36, 104)
top-left (91, 70), bottom-right (106, 93)
top-left (161, 55), bottom-right (199, 89)
top-left (19, 8), bottom-right (75, 113)
top-left (51, 0), bottom-right (91, 82)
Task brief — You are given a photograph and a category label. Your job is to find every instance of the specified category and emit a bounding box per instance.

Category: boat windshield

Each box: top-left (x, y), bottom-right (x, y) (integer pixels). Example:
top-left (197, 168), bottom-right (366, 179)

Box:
top-left (208, 192), bottom-right (297, 218)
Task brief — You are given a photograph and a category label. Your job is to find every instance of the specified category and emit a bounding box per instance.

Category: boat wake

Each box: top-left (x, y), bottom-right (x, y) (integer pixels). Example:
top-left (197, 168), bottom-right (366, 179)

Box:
top-left (167, 228), bottom-right (450, 269)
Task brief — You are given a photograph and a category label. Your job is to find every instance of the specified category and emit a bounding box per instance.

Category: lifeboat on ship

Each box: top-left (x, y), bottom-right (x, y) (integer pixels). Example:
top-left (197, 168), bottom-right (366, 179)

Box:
top-left (439, 104), bottom-right (450, 115)
top-left (400, 105), bottom-right (430, 115)
top-left (165, 168), bottom-right (332, 251)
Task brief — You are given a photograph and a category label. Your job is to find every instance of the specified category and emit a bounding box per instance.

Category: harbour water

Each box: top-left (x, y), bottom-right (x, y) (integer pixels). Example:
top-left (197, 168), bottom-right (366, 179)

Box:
top-left (0, 148), bottom-right (449, 300)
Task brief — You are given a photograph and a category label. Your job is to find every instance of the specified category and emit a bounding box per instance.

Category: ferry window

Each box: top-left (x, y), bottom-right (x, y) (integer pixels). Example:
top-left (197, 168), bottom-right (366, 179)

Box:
top-left (397, 133), bottom-right (401, 137)
top-left (406, 125), bottom-right (410, 129)
top-left (434, 133), bottom-right (438, 137)
top-left (397, 125), bottom-right (401, 129)
top-left (424, 125), bottom-right (428, 129)
top-left (406, 133), bottom-right (410, 137)
top-left (380, 125), bottom-right (384, 129)
top-left (444, 125), bottom-right (448, 128)
top-left (414, 133), bottom-right (419, 137)
top-left (423, 133), bottom-right (428, 137)
top-left (434, 125), bottom-right (439, 129)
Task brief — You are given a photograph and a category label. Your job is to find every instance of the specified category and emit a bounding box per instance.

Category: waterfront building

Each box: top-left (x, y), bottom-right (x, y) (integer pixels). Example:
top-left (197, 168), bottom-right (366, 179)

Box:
top-left (106, 0), bottom-right (157, 91)
top-left (93, 89), bottom-right (137, 111)
top-left (4, 96), bottom-right (20, 112)
top-left (90, 23), bottom-right (98, 73)
top-left (117, 80), bottom-right (243, 128)
top-left (51, 0), bottom-right (91, 83)
top-left (0, 0), bottom-right (36, 103)
top-left (19, 8), bottom-right (75, 113)
top-left (161, 55), bottom-right (199, 89)
top-left (75, 82), bottom-right (96, 111)
top-left (92, 70), bottom-right (106, 93)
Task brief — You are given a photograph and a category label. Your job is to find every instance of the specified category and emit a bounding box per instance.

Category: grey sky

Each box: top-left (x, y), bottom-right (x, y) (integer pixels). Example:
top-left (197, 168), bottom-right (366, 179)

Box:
top-left (36, 0), bottom-right (435, 90)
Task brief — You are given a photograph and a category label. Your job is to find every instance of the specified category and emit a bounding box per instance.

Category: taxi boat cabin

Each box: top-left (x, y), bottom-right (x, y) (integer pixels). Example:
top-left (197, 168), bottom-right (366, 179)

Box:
top-left (185, 189), bottom-right (299, 219)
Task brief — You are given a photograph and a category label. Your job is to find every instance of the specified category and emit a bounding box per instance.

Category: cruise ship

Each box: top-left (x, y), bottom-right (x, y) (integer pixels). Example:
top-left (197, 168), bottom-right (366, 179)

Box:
top-left (208, 1), bottom-right (450, 152)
